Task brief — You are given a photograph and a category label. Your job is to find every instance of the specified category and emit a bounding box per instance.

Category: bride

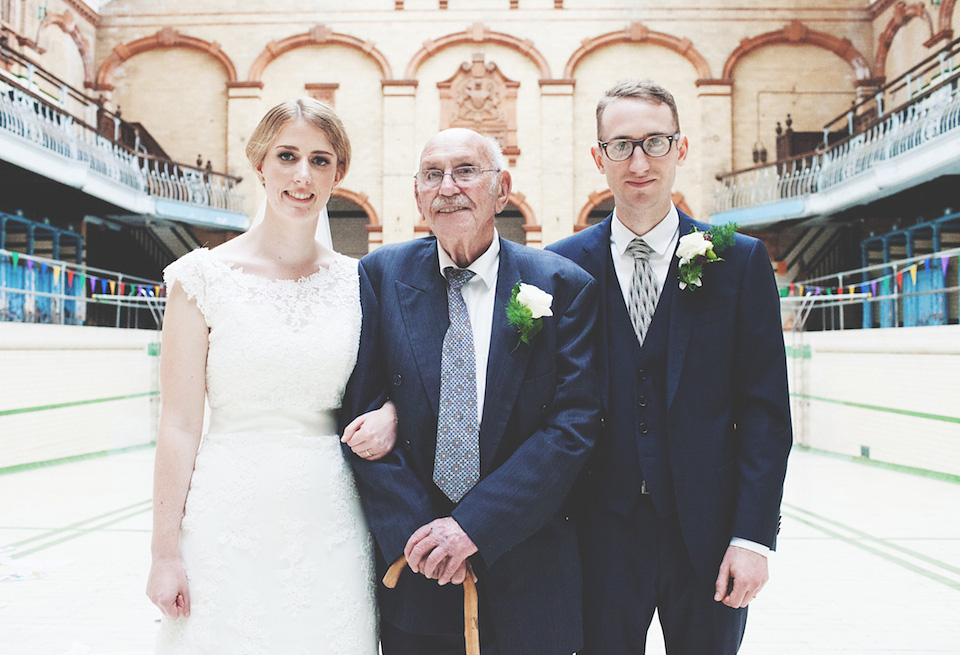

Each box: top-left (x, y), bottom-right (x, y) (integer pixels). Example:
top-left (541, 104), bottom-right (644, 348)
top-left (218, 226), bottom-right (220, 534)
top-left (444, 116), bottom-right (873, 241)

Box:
top-left (146, 98), bottom-right (391, 653)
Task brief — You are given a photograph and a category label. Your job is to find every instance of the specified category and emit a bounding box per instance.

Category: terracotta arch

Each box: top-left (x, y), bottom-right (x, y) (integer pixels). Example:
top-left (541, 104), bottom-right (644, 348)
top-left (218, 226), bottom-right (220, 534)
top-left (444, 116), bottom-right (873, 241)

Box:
top-left (95, 27), bottom-right (237, 91)
top-left (564, 22), bottom-right (711, 80)
top-left (875, 3), bottom-right (936, 78)
top-left (576, 189), bottom-right (613, 229)
top-left (404, 23), bottom-right (551, 80)
top-left (507, 191), bottom-right (537, 226)
top-left (248, 25), bottom-right (392, 82)
top-left (575, 189), bottom-right (693, 229)
top-left (937, 0), bottom-right (957, 40)
top-left (331, 187), bottom-right (380, 227)
top-left (41, 9), bottom-right (95, 88)
top-left (722, 20), bottom-right (872, 82)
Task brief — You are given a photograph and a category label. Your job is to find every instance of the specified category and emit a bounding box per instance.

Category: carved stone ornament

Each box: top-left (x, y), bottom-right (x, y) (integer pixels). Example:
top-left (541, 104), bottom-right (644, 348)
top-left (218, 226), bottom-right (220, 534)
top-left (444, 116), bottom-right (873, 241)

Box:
top-left (438, 53), bottom-right (520, 162)
top-left (304, 83), bottom-right (339, 107)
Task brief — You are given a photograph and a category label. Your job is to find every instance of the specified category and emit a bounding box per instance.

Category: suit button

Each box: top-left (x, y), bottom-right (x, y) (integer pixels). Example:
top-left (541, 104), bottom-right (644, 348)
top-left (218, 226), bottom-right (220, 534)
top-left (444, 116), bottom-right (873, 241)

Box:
top-left (637, 396), bottom-right (647, 408)
top-left (403, 440), bottom-right (412, 451)
top-left (541, 403), bottom-right (548, 414)
top-left (393, 374), bottom-right (402, 387)
top-left (599, 416), bottom-right (606, 427)
top-left (637, 368), bottom-right (648, 383)
top-left (639, 423), bottom-right (649, 435)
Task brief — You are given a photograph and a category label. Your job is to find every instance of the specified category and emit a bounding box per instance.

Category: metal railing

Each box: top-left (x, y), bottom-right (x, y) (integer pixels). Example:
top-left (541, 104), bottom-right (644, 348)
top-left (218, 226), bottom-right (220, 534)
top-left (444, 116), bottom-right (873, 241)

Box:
top-left (781, 247), bottom-right (960, 332)
top-left (715, 38), bottom-right (960, 214)
top-left (0, 248), bottom-right (164, 329)
top-left (0, 44), bottom-right (244, 214)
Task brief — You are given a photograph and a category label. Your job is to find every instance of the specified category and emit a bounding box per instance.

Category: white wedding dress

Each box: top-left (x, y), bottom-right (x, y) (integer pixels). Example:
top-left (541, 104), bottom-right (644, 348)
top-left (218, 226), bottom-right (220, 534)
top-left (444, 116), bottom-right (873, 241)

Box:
top-left (155, 248), bottom-right (377, 654)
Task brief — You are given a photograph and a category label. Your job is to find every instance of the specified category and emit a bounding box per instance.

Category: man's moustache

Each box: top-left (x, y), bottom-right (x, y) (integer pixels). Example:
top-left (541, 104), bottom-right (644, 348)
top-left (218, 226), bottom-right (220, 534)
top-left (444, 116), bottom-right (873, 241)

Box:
top-left (432, 195), bottom-right (473, 212)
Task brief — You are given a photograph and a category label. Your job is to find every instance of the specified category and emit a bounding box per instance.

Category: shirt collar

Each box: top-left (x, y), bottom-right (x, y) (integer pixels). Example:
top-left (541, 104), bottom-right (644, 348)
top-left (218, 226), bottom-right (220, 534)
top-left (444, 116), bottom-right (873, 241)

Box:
top-left (610, 204), bottom-right (680, 257)
top-left (437, 229), bottom-right (500, 290)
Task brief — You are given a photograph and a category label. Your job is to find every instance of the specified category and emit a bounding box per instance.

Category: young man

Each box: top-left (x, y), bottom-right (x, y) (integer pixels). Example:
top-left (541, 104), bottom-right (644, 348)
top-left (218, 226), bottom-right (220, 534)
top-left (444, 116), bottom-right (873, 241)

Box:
top-left (549, 79), bottom-right (792, 655)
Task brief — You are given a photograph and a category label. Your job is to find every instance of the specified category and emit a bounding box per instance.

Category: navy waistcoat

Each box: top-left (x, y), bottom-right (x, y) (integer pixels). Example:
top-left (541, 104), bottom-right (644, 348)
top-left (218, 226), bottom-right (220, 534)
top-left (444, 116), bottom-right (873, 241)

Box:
top-left (600, 250), bottom-right (678, 518)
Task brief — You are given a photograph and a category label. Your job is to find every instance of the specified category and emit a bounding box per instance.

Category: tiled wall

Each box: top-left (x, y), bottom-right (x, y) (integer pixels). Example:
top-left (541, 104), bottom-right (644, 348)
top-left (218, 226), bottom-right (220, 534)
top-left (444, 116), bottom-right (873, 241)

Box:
top-left (786, 325), bottom-right (960, 477)
top-left (0, 323), bottom-right (160, 470)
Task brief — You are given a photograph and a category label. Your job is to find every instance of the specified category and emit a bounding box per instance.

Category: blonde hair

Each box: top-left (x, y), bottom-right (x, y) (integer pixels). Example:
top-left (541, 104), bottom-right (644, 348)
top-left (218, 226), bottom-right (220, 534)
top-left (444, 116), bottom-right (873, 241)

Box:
top-left (246, 98), bottom-right (351, 179)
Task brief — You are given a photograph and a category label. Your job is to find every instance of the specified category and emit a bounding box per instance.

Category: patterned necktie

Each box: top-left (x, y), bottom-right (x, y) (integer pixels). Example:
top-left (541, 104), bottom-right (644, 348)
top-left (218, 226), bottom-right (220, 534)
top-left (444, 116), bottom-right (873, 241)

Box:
top-left (433, 267), bottom-right (480, 503)
top-left (626, 237), bottom-right (659, 345)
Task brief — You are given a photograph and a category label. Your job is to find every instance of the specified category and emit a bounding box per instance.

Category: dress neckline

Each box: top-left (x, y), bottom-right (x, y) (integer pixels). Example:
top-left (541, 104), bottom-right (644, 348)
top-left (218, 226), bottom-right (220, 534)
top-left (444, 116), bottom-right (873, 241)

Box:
top-left (198, 247), bottom-right (348, 284)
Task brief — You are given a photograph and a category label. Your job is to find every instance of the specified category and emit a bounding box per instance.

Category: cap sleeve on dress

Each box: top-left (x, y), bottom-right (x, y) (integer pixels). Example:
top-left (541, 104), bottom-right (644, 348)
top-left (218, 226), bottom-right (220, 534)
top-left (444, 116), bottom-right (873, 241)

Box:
top-left (163, 248), bottom-right (211, 318)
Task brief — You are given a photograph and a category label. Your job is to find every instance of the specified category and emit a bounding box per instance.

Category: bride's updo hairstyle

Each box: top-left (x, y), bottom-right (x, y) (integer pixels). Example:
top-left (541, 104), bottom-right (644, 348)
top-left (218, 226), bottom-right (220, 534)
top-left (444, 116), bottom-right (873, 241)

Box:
top-left (245, 98), bottom-right (352, 181)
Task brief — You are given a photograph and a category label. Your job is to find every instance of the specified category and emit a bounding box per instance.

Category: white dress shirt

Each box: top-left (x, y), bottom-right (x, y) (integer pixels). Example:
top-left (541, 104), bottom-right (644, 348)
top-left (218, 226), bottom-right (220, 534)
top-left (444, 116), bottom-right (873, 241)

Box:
top-left (608, 205), bottom-right (770, 559)
top-left (609, 204), bottom-right (680, 308)
top-left (437, 231), bottom-right (500, 424)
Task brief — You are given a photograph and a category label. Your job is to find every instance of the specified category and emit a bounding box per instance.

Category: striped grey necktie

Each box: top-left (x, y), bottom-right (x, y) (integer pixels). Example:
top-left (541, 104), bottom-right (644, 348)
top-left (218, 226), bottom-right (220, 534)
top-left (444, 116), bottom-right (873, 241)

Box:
top-left (433, 267), bottom-right (480, 503)
top-left (625, 238), bottom-right (659, 345)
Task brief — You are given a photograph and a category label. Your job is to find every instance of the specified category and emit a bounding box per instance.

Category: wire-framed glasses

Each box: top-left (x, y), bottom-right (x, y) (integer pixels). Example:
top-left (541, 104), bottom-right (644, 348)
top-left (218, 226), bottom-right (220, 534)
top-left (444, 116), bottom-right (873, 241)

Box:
top-left (414, 166), bottom-right (501, 189)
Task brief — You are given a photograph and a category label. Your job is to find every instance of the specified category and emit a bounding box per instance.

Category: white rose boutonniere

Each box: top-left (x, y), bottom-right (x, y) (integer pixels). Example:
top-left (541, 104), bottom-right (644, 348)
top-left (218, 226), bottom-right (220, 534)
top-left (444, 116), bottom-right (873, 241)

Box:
top-left (677, 223), bottom-right (737, 292)
top-left (506, 281), bottom-right (553, 352)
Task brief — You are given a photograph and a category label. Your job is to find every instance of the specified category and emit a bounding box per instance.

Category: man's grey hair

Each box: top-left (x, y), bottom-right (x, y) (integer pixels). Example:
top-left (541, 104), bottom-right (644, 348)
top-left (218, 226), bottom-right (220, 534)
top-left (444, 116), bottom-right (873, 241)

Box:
top-left (480, 134), bottom-right (506, 171)
top-left (596, 79), bottom-right (681, 138)
top-left (479, 134), bottom-right (506, 195)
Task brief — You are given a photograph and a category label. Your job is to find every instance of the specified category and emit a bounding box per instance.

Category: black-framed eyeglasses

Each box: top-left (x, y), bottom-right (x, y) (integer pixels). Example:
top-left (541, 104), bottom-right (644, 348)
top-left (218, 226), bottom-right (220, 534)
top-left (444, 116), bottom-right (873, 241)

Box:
top-left (414, 166), bottom-right (500, 189)
top-left (598, 134), bottom-right (680, 161)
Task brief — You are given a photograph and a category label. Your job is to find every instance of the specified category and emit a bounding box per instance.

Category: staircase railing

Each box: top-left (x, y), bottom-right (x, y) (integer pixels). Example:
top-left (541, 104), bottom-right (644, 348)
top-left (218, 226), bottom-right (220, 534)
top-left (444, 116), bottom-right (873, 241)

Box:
top-left (781, 247), bottom-right (960, 331)
top-left (0, 248), bottom-right (164, 329)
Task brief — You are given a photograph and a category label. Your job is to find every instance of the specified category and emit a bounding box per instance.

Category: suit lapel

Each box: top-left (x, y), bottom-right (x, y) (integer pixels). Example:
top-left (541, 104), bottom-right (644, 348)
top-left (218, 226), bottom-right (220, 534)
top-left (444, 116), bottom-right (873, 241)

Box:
top-left (396, 241), bottom-right (447, 418)
top-left (479, 239), bottom-right (533, 470)
top-left (578, 217), bottom-right (615, 410)
top-left (666, 213), bottom-right (697, 410)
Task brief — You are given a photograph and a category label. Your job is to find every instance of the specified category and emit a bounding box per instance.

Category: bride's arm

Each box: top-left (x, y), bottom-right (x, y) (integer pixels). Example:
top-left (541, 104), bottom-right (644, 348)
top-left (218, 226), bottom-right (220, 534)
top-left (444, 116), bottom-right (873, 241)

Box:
top-left (146, 282), bottom-right (207, 618)
top-left (342, 400), bottom-right (397, 460)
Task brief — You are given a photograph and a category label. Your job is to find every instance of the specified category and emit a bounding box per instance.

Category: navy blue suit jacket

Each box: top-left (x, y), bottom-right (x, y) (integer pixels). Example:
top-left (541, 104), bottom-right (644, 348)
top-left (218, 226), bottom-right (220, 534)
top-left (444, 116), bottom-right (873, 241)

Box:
top-left (341, 236), bottom-right (601, 654)
top-left (548, 213), bottom-right (791, 577)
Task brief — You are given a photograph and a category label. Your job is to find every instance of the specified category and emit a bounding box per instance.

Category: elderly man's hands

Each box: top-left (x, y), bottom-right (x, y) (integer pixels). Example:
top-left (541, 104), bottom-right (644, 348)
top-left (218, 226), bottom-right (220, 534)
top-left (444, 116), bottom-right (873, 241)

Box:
top-left (404, 517), bottom-right (478, 586)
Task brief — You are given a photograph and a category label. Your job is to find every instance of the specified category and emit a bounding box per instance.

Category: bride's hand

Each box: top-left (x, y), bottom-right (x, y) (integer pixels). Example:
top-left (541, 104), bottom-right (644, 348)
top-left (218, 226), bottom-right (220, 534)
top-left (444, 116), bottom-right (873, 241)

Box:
top-left (342, 400), bottom-right (398, 460)
top-left (147, 556), bottom-right (191, 618)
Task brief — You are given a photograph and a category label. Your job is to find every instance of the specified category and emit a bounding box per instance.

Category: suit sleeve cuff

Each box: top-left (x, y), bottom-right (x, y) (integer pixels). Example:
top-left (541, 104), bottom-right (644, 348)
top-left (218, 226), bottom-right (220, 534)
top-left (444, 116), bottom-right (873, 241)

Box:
top-left (730, 537), bottom-right (771, 557)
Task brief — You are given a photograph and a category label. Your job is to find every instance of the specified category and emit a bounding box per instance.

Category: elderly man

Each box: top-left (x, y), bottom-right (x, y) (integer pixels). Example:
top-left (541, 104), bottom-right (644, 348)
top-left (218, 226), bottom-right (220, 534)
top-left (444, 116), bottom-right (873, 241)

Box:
top-left (342, 128), bottom-right (600, 655)
top-left (549, 79), bottom-right (792, 654)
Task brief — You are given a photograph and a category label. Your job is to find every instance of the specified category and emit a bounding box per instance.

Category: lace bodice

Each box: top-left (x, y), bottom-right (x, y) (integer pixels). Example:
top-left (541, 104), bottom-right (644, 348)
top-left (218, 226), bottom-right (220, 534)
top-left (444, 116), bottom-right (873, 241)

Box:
top-left (163, 248), bottom-right (361, 412)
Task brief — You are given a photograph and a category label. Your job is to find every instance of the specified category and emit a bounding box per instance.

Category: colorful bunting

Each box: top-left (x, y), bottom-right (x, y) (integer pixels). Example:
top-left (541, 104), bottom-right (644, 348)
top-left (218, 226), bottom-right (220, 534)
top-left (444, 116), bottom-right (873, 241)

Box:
top-left (11, 252), bottom-right (18, 267)
top-left (109, 280), bottom-right (116, 294)
top-left (909, 265), bottom-right (917, 285)
top-left (53, 266), bottom-right (60, 284)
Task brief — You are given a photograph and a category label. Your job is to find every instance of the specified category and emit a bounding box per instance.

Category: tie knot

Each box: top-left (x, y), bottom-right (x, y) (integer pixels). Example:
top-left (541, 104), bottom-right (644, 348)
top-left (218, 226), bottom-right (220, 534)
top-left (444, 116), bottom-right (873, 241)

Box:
top-left (626, 238), bottom-right (653, 261)
top-left (444, 267), bottom-right (475, 289)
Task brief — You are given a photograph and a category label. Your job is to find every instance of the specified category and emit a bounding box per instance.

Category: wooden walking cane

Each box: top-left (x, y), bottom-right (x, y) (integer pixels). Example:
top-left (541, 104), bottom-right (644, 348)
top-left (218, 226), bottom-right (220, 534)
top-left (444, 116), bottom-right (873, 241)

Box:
top-left (383, 556), bottom-right (480, 655)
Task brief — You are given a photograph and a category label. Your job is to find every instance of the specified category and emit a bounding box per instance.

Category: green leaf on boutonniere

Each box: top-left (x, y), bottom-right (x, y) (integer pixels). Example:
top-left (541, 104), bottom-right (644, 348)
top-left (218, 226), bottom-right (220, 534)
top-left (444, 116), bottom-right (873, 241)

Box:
top-left (676, 222), bottom-right (738, 292)
top-left (506, 280), bottom-right (553, 352)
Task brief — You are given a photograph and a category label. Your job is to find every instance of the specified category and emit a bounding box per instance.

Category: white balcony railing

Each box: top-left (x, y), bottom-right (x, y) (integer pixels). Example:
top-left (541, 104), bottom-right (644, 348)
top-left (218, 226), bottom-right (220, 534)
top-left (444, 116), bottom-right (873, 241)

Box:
top-left (0, 74), bottom-right (244, 216)
top-left (714, 80), bottom-right (960, 215)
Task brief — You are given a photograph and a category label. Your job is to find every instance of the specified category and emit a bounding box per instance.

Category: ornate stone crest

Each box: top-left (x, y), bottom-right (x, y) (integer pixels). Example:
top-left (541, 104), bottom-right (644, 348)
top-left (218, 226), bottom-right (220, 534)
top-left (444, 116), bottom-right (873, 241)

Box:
top-left (438, 54), bottom-right (520, 163)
